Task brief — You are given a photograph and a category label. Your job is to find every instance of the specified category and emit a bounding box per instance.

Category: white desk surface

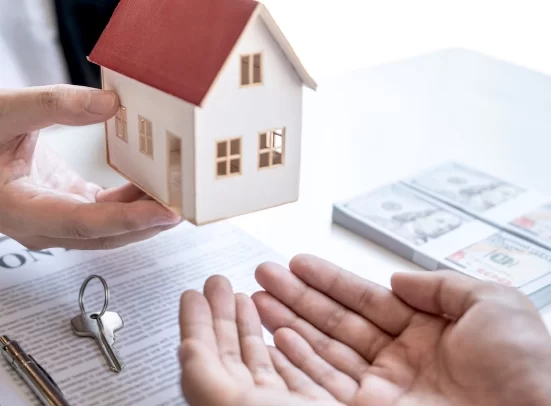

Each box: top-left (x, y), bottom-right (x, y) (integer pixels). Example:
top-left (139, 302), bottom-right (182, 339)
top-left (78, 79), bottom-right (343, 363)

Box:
top-left (39, 48), bottom-right (551, 326)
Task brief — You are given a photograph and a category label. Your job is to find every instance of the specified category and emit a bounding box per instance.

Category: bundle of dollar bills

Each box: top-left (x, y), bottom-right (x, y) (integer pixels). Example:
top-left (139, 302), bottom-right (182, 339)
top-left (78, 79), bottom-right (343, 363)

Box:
top-left (332, 162), bottom-right (551, 309)
top-left (402, 162), bottom-right (551, 251)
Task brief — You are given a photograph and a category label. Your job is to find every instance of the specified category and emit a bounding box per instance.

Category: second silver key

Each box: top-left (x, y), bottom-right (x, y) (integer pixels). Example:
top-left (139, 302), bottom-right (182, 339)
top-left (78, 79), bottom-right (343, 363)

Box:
top-left (71, 311), bottom-right (125, 372)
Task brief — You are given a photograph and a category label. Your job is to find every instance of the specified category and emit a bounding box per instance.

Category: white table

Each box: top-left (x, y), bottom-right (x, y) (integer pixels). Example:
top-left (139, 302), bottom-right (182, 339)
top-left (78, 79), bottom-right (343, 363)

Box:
top-left (39, 48), bottom-right (551, 325)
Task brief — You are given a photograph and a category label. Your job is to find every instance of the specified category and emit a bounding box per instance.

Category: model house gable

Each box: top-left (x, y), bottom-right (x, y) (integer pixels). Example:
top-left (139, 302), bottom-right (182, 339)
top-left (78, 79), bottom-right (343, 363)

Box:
top-left (190, 9), bottom-right (307, 223)
top-left (200, 3), bottom-right (316, 105)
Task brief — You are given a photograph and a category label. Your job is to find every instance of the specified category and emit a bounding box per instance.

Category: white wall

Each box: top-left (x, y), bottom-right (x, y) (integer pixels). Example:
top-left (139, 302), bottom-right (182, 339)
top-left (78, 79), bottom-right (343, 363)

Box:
top-left (261, 0), bottom-right (551, 80)
top-left (3, 1), bottom-right (551, 89)
top-left (194, 14), bottom-right (304, 224)
top-left (102, 68), bottom-right (196, 217)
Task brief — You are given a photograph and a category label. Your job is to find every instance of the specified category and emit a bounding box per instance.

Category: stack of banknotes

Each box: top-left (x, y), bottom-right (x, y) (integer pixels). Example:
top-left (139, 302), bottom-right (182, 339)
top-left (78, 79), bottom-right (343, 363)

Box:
top-left (332, 162), bottom-right (551, 309)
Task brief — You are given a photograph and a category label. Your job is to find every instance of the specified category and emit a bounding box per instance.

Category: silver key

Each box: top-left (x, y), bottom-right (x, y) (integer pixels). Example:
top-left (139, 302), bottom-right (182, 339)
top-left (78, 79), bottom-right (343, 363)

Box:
top-left (71, 275), bottom-right (125, 372)
top-left (71, 311), bottom-right (125, 372)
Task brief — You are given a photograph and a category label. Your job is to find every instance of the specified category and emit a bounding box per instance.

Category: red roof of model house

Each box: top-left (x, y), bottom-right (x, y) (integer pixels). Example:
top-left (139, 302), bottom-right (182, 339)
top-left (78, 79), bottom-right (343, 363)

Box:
top-left (88, 0), bottom-right (316, 107)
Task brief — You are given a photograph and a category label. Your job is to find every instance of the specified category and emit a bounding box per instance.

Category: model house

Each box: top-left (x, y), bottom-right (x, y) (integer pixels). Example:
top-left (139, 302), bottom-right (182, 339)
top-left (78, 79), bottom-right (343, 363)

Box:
top-left (88, 0), bottom-right (316, 225)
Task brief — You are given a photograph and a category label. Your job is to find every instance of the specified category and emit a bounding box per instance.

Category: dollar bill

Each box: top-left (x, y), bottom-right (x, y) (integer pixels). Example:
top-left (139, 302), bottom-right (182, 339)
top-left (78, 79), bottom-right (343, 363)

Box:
top-left (344, 184), bottom-right (470, 246)
top-left (446, 232), bottom-right (551, 288)
top-left (334, 180), bottom-right (551, 307)
top-left (509, 203), bottom-right (551, 242)
top-left (404, 162), bottom-right (525, 212)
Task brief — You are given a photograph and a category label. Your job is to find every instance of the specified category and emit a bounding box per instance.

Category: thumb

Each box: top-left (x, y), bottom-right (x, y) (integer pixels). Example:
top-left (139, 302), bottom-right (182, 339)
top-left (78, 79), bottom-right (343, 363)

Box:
top-left (0, 85), bottom-right (119, 139)
top-left (390, 270), bottom-right (518, 319)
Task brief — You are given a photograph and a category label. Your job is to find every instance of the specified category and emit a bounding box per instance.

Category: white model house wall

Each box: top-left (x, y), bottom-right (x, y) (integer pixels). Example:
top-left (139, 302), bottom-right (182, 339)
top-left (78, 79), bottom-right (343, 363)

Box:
top-left (102, 67), bottom-right (196, 219)
top-left (194, 14), bottom-right (304, 224)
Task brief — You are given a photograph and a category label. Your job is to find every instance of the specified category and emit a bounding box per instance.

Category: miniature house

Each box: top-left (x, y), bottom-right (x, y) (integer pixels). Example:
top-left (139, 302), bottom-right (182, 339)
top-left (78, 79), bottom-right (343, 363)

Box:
top-left (88, 0), bottom-right (316, 225)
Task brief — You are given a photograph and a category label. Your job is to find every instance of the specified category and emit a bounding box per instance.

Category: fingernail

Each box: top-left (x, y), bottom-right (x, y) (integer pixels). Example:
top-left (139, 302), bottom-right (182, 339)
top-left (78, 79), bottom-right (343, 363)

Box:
top-left (85, 90), bottom-right (117, 114)
top-left (153, 214), bottom-right (182, 227)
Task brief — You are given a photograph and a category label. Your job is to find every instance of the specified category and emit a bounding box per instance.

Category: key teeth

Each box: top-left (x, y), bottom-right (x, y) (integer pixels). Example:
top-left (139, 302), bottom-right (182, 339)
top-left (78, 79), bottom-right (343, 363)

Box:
top-left (71, 311), bottom-right (125, 372)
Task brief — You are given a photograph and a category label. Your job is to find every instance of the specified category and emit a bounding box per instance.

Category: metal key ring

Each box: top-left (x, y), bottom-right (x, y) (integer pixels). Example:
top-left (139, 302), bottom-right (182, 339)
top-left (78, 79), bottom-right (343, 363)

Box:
top-left (78, 275), bottom-right (109, 319)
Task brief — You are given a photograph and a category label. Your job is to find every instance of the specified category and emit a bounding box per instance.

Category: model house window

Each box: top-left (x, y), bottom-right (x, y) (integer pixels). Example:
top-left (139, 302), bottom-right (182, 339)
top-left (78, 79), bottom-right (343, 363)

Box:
top-left (259, 128), bottom-right (285, 168)
top-left (139, 115), bottom-right (153, 158)
top-left (240, 53), bottom-right (262, 86)
top-left (115, 106), bottom-right (127, 142)
top-left (216, 137), bottom-right (241, 177)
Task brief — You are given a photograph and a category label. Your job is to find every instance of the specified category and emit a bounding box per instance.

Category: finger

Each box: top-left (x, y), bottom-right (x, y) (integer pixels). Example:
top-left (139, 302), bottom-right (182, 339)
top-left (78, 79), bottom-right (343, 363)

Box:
top-left (390, 270), bottom-right (529, 319)
top-left (17, 224), bottom-right (178, 251)
top-left (255, 262), bottom-right (391, 362)
top-left (268, 346), bottom-right (336, 401)
top-left (179, 289), bottom-right (233, 405)
top-left (253, 292), bottom-right (369, 381)
top-left (204, 276), bottom-right (252, 383)
top-left (179, 290), bottom-right (218, 352)
top-left (96, 183), bottom-right (146, 203)
top-left (4, 192), bottom-right (181, 239)
top-left (0, 85), bottom-right (119, 138)
top-left (288, 254), bottom-right (415, 335)
top-left (235, 293), bottom-right (287, 390)
top-left (274, 328), bottom-right (358, 404)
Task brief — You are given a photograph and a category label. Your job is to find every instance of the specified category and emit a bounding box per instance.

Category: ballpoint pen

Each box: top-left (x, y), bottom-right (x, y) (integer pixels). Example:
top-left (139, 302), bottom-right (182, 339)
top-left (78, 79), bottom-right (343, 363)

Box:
top-left (0, 335), bottom-right (71, 406)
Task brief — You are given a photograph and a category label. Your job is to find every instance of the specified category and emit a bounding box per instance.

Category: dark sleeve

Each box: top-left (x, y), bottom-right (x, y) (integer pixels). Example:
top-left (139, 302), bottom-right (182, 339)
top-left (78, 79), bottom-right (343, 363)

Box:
top-left (53, 0), bottom-right (120, 88)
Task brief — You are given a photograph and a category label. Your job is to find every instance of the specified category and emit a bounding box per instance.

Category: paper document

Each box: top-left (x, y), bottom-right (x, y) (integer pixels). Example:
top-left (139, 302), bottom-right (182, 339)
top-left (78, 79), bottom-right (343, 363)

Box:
top-left (0, 222), bottom-right (285, 406)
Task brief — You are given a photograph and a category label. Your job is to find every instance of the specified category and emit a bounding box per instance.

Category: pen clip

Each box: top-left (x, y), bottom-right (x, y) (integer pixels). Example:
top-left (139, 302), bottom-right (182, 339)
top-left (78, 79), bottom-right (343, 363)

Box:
top-left (29, 354), bottom-right (62, 391)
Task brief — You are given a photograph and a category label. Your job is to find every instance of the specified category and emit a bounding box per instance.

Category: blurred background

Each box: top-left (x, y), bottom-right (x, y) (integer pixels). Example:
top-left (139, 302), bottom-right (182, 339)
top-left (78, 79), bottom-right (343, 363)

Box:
top-left (2, 0), bottom-right (551, 90)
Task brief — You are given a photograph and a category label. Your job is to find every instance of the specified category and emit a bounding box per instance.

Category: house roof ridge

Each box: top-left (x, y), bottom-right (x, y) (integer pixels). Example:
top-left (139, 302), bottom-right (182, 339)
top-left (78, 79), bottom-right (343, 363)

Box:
top-left (88, 0), bottom-right (316, 106)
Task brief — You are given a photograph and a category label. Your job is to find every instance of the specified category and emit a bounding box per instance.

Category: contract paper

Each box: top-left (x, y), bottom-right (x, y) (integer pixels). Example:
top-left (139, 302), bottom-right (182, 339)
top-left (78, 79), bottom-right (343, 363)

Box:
top-left (0, 222), bottom-right (285, 406)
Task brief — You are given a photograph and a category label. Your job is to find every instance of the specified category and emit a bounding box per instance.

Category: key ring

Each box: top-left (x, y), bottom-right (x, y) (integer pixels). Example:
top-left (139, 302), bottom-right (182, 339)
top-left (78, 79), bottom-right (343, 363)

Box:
top-left (78, 275), bottom-right (109, 319)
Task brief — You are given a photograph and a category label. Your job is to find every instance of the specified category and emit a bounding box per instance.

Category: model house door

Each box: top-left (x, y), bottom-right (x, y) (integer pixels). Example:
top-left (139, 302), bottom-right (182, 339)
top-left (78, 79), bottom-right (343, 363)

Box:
top-left (167, 132), bottom-right (182, 209)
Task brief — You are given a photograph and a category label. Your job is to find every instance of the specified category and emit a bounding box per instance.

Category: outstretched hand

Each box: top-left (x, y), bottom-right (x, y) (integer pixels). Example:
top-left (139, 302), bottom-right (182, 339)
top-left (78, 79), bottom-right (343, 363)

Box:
top-left (0, 85), bottom-right (181, 250)
top-left (178, 275), bottom-right (343, 406)
top-left (179, 254), bottom-right (551, 406)
top-left (253, 255), bottom-right (551, 405)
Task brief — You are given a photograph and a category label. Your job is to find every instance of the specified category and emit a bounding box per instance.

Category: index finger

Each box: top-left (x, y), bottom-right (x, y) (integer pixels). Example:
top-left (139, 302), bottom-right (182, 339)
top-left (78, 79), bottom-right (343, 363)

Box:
top-left (284, 254), bottom-right (415, 336)
top-left (7, 193), bottom-right (181, 239)
top-left (0, 85), bottom-right (119, 138)
top-left (254, 260), bottom-right (392, 362)
top-left (390, 270), bottom-right (534, 319)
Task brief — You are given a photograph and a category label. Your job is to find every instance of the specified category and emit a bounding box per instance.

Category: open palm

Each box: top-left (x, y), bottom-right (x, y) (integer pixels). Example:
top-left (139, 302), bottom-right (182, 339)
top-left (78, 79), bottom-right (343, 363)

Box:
top-left (179, 254), bottom-right (551, 406)
top-left (252, 255), bottom-right (551, 406)
top-left (0, 85), bottom-right (180, 250)
top-left (178, 275), bottom-right (344, 406)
